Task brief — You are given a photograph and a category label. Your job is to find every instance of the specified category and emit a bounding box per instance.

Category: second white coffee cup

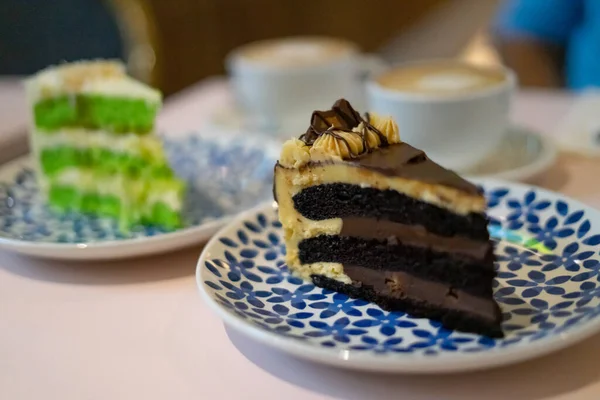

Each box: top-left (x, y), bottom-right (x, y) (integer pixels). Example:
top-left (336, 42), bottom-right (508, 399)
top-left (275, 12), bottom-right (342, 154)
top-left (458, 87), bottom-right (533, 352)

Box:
top-left (367, 60), bottom-right (516, 171)
top-left (227, 36), bottom-right (385, 134)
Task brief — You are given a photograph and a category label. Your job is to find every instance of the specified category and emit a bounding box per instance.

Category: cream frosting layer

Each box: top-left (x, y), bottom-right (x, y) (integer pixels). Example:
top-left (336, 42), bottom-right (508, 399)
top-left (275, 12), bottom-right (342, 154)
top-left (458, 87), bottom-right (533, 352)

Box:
top-left (276, 162), bottom-right (484, 216)
top-left (81, 78), bottom-right (161, 102)
top-left (279, 113), bottom-right (400, 168)
top-left (30, 128), bottom-right (167, 161)
top-left (275, 167), bottom-right (350, 282)
top-left (25, 60), bottom-right (161, 103)
top-left (43, 168), bottom-right (183, 210)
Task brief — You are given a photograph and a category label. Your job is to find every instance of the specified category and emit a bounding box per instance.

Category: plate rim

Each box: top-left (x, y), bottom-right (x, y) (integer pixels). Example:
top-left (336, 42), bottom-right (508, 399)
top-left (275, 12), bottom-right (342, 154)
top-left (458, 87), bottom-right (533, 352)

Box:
top-left (0, 133), bottom-right (279, 260)
top-left (197, 179), bottom-right (600, 373)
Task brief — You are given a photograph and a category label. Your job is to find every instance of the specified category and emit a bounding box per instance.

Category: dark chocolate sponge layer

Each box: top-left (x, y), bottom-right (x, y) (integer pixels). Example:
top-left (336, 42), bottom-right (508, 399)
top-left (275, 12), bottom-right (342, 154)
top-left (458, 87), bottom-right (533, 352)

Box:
top-left (292, 183), bottom-right (488, 240)
top-left (299, 235), bottom-right (496, 297)
top-left (312, 275), bottom-right (504, 338)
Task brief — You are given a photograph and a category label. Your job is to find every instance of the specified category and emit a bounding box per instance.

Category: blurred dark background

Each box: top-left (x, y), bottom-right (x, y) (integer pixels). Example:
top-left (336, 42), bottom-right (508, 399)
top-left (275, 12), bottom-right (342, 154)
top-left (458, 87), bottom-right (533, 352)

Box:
top-left (2, 0), bottom-right (505, 95)
top-left (21, 0), bottom-right (600, 95)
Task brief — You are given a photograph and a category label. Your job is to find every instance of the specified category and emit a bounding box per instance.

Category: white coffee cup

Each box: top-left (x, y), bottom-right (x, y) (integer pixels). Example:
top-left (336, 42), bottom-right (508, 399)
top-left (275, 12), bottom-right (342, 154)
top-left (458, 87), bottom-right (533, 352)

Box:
top-left (227, 36), bottom-right (385, 134)
top-left (367, 60), bottom-right (516, 171)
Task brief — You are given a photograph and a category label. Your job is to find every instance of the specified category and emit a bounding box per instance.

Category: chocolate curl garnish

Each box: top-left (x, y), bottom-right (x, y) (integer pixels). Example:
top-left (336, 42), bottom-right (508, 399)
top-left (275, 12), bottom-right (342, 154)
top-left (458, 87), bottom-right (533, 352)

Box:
top-left (301, 99), bottom-right (361, 144)
top-left (299, 99), bottom-right (389, 154)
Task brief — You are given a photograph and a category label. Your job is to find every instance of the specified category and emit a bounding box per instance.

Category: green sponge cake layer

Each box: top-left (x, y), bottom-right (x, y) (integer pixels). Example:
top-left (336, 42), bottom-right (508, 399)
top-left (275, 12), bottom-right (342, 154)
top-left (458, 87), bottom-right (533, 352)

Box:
top-left (44, 168), bottom-right (185, 229)
top-left (47, 168), bottom-right (185, 206)
top-left (49, 186), bottom-right (181, 229)
top-left (34, 95), bottom-right (159, 133)
top-left (49, 186), bottom-right (182, 229)
top-left (40, 147), bottom-right (174, 178)
top-left (49, 186), bottom-right (121, 217)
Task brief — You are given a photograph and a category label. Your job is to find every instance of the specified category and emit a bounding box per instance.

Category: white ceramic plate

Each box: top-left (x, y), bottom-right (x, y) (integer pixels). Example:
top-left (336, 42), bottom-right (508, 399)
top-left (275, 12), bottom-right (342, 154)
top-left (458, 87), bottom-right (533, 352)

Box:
top-left (198, 179), bottom-right (600, 373)
top-left (0, 133), bottom-right (277, 260)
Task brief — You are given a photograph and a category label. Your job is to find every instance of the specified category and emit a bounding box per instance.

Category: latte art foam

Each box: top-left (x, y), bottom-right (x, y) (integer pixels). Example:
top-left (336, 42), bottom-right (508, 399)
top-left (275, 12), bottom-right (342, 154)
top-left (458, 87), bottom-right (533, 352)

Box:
top-left (417, 73), bottom-right (485, 91)
top-left (377, 62), bottom-right (507, 95)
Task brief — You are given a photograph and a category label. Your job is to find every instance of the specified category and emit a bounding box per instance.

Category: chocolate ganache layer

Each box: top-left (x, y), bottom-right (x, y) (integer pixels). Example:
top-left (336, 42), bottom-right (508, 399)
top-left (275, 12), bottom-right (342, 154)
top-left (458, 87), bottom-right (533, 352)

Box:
top-left (298, 235), bottom-right (495, 297)
top-left (340, 217), bottom-right (491, 260)
top-left (312, 269), bottom-right (503, 338)
top-left (293, 183), bottom-right (489, 240)
top-left (343, 265), bottom-right (499, 320)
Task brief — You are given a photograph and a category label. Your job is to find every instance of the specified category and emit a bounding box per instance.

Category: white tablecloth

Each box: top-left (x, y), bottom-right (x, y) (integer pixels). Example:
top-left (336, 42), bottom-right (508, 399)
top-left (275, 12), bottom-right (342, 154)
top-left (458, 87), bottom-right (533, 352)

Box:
top-left (1, 78), bottom-right (600, 400)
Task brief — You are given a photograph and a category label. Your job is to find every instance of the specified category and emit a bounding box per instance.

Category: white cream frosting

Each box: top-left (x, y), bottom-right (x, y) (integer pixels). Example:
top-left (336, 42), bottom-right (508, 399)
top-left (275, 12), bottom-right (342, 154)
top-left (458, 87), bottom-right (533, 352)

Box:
top-left (50, 168), bottom-right (182, 210)
top-left (31, 128), bottom-right (166, 161)
top-left (25, 60), bottom-right (160, 103)
top-left (279, 139), bottom-right (311, 168)
top-left (81, 77), bottom-right (161, 102)
top-left (146, 188), bottom-right (183, 210)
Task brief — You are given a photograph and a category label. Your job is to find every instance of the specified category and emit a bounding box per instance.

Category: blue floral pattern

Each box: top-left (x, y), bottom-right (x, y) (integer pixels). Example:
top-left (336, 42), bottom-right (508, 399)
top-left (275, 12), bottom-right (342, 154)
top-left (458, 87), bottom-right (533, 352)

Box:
top-left (0, 135), bottom-right (275, 243)
top-left (200, 182), bottom-right (600, 356)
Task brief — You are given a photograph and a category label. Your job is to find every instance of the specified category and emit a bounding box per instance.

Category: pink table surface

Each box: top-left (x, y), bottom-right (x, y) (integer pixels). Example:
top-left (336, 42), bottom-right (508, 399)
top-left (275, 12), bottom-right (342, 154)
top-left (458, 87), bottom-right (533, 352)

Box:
top-left (0, 78), bottom-right (30, 163)
top-left (2, 79), bottom-right (600, 400)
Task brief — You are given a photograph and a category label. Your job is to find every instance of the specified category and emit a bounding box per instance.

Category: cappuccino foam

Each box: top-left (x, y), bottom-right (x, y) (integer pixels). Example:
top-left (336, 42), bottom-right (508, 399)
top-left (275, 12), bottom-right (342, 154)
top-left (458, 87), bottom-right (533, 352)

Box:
top-left (377, 62), bottom-right (506, 95)
top-left (236, 37), bottom-right (356, 67)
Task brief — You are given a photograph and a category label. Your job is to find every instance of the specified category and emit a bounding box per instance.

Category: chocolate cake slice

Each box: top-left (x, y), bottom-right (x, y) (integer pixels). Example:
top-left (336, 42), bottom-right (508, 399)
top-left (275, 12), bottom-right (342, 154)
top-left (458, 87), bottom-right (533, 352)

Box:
top-left (273, 99), bottom-right (503, 338)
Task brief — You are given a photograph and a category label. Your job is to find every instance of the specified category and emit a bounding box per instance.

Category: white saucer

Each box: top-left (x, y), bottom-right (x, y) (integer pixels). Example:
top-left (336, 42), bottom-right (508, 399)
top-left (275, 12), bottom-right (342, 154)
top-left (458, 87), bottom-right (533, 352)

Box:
top-left (207, 106), bottom-right (283, 139)
top-left (461, 126), bottom-right (557, 181)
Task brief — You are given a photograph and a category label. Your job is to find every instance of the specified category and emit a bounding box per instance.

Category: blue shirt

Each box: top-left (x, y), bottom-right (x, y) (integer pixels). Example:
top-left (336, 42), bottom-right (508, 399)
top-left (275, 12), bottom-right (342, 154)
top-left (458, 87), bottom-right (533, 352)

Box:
top-left (495, 0), bottom-right (600, 90)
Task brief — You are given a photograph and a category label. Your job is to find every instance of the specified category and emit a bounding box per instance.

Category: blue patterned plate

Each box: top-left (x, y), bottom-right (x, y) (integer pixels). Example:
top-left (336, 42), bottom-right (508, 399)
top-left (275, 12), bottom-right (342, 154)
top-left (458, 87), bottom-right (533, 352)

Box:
top-left (0, 133), bottom-right (277, 260)
top-left (198, 179), bottom-right (600, 373)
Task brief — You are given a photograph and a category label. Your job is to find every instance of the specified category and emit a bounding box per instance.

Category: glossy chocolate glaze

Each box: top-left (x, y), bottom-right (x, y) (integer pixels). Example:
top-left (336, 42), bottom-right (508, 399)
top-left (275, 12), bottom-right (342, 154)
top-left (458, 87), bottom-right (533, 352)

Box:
top-left (346, 142), bottom-right (480, 195)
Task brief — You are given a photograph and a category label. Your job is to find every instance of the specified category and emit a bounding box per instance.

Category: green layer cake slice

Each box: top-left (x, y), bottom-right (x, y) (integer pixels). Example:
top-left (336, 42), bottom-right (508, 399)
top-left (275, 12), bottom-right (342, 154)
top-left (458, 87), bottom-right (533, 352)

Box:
top-left (25, 60), bottom-right (185, 230)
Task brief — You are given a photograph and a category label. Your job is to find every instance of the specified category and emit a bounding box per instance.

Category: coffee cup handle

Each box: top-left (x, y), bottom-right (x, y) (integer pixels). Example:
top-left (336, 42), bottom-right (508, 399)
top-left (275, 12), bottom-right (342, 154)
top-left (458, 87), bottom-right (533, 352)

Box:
top-left (358, 54), bottom-right (388, 80)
